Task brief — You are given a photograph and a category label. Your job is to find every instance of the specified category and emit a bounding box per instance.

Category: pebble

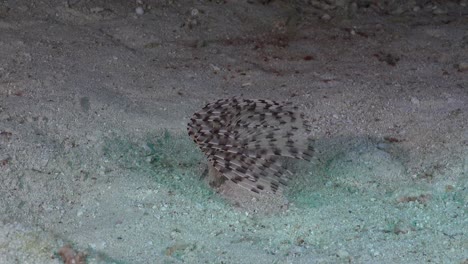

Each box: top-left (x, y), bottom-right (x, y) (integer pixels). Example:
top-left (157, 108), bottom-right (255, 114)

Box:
top-left (210, 64), bottom-right (221, 72)
top-left (376, 143), bottom-right (390, 151)
top-left (410, 97), bottom-right (420, 105)
top-left (321, 13), bottom-right (331, 21)
top-left (135, 6), bottom-right (144, 15)
top-left (336, 249), bottom-right (350, 258)
top-left (209, 48), bottom-right (220, 54)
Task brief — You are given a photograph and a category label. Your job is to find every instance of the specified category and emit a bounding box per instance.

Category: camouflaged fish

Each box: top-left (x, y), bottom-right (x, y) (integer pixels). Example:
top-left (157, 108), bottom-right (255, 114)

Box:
top-left (187, 97), bottom-right (313, 194)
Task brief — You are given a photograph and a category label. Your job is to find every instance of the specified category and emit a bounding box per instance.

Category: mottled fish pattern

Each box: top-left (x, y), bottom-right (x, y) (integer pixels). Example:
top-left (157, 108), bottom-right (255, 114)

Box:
top-left (187, 97), bottom-right (314, 194)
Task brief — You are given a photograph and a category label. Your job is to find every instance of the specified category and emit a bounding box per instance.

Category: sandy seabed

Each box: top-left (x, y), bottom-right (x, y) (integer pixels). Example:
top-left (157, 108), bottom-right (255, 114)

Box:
top-left (0, 1), bottom-right (467, 263)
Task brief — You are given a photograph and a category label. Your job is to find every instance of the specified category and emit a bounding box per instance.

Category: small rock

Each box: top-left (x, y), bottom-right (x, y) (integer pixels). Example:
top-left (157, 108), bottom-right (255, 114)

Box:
top-left (210, 64), bottom-right (221, 72)
top-left (135, 6), bottom-right (144, 15)
top-left (412, 6), bottom-right (421, 12)
top-left (370, 249), bottom-right (380, 257)
top-left (410, 97), bottom-right (420, 105)
top-left (457, 62), bottom-right (468, 72)
top-left (461, 0), bottom-right (467, 7)
top-left (209, 48), bottom-right (220, 54)
top-left (191, 8), bottom-right (199, 16)
top-left (336, 249), bottom-right (350, 258)
top-left (376, 143), bottom-right (390, 151)
top-left (321, 13), bottom-right (331, 21)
